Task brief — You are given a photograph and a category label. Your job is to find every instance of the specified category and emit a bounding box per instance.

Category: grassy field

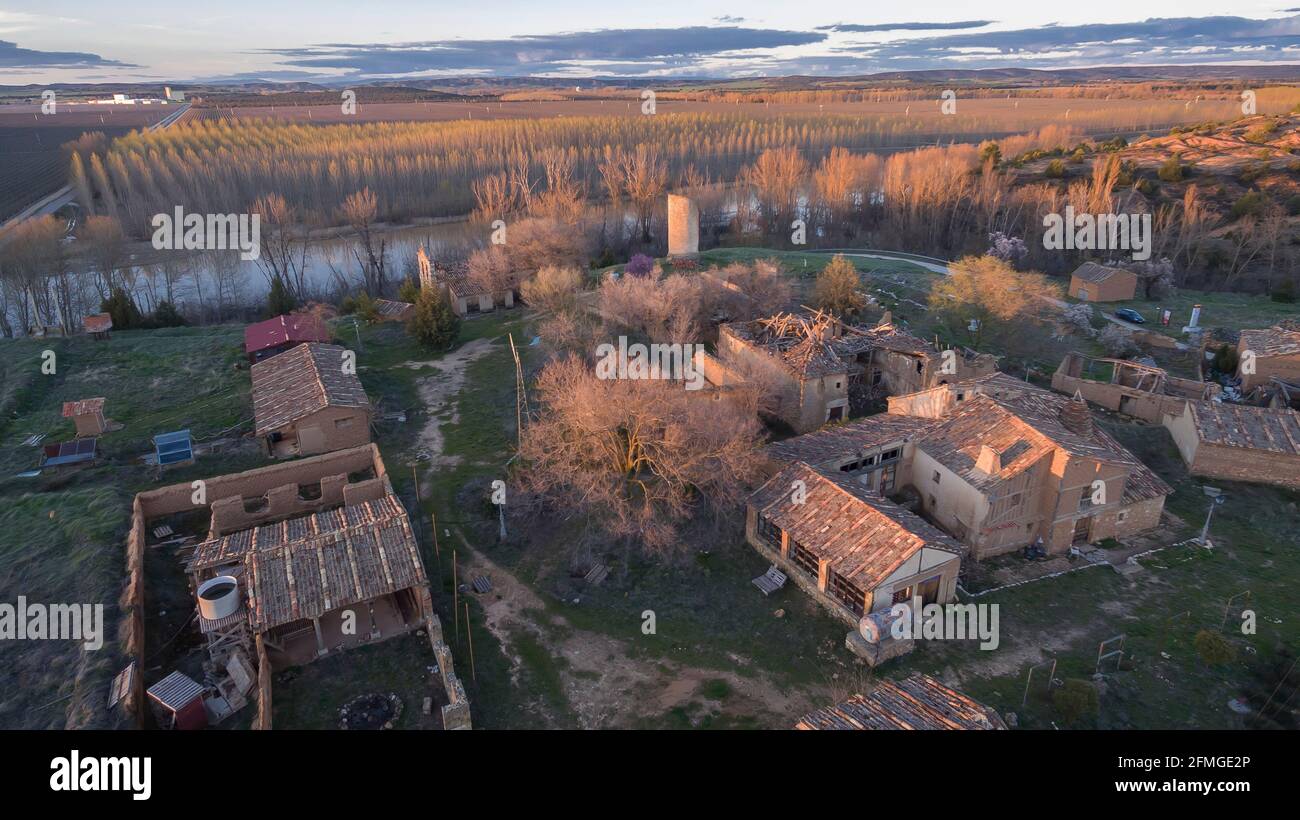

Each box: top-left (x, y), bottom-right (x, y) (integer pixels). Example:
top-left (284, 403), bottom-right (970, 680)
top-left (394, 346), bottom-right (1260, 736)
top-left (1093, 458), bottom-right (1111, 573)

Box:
top-left (1, 250), bottom-right (1294, 730)
top-left (0, 324), bottom-right (253, 729)
top-left (1068, 286), bottom-right (1297, 339)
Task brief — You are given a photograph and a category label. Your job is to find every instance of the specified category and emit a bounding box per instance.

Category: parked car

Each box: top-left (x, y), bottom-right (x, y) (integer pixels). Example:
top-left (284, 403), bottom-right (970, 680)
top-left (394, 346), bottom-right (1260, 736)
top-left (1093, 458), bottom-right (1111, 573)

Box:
top-left (1113, 308), bottom-right (1146, 324)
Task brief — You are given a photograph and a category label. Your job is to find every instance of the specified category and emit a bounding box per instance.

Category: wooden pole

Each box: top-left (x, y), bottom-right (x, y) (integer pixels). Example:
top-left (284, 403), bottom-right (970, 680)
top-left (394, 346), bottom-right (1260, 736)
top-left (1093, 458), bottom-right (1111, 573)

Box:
top-left (431, 512), bottom-right (440, 559)
top-left (464, 601), bottom-right (476, 682)
top-left (452, 549), bottom-right (459, 643)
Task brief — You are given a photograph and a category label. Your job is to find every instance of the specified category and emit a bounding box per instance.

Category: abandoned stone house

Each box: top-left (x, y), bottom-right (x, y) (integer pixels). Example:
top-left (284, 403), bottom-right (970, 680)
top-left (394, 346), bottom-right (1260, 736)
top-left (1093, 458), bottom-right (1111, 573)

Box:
top-left (746, 461), bottom-right (965, 627)
top-left (756, 373), bottom-right (1169, 562)
top-left (251, 342), bottom-right (373, 459)
top-left (716, 311), bottom-right (996, 433)
top-left (1164, 400), bottom-right (1300, 491)
top-left (795, 673), bottom-right (1007, 730)
top-left (372, 298), bottom-right (415, 322)
top-left (62, 397), bottom-right (108, 437)
top-left (1236, 325), bottom-right (1300, 395)
top-left (1068, 262), bottom-right (1138, 302)
top-left (126, 444), bottom-right (471, 729)
top-left (1052, 352), bottom-right (1220, 424)
top-left (890, 378), bottom-right (1171, 558)
top-left (434, 261), bottom-right (516, 316)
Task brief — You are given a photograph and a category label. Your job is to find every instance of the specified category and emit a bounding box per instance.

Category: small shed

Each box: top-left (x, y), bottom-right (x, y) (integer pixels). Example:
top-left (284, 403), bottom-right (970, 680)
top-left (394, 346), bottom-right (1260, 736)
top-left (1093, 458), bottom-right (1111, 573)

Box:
top-left (373, 298), bottom-right (415, 322)
top-left (82, 313), bottom-right (113, 340)
top-left (153, 429), bottom-right (195, 467)
top-left (62, 397), bottom-right (108, 437)
top-left (147, 670), bottom-right (208, 730)
top-left (1069, 262), bottom-right (1137, 302)
top-left (40, 438), bottom-right (97, 468)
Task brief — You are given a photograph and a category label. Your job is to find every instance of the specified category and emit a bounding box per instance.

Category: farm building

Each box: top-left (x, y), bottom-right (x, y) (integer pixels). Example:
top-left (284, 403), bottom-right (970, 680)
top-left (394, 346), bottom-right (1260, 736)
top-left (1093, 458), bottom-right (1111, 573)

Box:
top-left (1068, 262), bottom-right (1137, 302)
top-left (244, 313), bottom-right (332, 363)
top-left (1164, 400), bottom-right (1300, 490)
top-left (62, 397), bottom-right (108, 437)
top-left (746, 462), bottom-right (964, 628)
top-left (795, 674), bottom-right (1007, 730)
top-left (891, 379), bottom-right (1171, 558)
top-left (82, 313), bottom-right (113, 339)
top-left (433, 262), bottom-right (515, 316)
top-left (124, 445), bottom-right (472, 729)
top-left (715, 311), bottom-right (995, 433)
top-left (763, 412), bottom-right (933, 492)
top-left (1236, 325), bottom-right (1300, 395)
top-left (1051, 352), bottom-right (1219, 423)
top-left (251, 343), bottom-right (372, 458)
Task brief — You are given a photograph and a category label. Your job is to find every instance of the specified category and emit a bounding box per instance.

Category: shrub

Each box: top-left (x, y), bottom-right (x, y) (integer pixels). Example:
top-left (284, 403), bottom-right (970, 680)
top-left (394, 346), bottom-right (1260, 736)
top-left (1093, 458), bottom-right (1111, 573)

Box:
top-left (1285, 195), bottom-right (1300, 217)
top-left (100, 288), bottom-right (143, 330)
top-left (1045, 159), bottom-right (1066, 178)
top-left (1195, 630), bottom-right (1236, 667)
top-left (398, 277), bottom-right (421, 304)
top-left (266, 276), bottom-right (296, 316)
top-left (1157, 157), bottom-right (1184, 182)
top-left (1230, 191), bottom-right (1268, 220)
top-left (813, 254), bottom-right (867, 318)
top-left (1272, 279), bottom-right (1297, 303)
top-left (354, 292), bottom-right (380, 323)
top-left (151, 300), bottom-right (186, 327)
top-left (1053, 679), bottom-right (1099, 726)
top-left (406, 286), bottom-right (460, 351)
top-left (625, 253), bottom-right (655, 277)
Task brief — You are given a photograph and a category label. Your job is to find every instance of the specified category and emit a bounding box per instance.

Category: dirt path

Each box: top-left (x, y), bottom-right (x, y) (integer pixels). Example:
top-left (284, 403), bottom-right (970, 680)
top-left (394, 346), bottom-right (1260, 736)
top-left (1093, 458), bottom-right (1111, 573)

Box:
top-left (405, 337), bottom-right (497, 468)
top-left (453, 531), bottom-right (821, 729)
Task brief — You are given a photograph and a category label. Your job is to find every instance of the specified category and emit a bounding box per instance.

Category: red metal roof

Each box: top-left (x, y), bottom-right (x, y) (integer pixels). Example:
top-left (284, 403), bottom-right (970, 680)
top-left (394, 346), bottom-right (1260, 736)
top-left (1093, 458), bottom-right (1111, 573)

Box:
top-left (82, 313), bottom-right (113, 333)
top-left (244, 313), bottom-right (330, 355)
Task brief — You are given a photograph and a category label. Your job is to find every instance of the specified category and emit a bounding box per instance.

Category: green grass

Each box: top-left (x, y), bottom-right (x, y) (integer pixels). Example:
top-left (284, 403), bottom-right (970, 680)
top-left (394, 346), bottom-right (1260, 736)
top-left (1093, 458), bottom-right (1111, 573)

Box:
top-left (1069, 287), bottom-right (1297, 339)
top-left (884, 416), bottom-right (1300, 729)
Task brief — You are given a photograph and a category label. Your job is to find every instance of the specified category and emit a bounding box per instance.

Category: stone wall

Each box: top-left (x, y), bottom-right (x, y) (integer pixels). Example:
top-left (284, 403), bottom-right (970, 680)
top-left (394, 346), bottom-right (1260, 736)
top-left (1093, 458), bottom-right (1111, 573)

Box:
top-left (667, 194), bottom-right (699, 256)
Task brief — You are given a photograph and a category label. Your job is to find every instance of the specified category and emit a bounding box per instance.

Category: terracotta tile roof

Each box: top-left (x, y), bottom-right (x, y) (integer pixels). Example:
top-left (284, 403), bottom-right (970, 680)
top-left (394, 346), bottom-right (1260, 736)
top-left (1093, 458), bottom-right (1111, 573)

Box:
top-left (912, 384), bottom-right (1172, 500)
top-left (1189, 401), bottom-right (1300, 455)
top-left (61, 397), bottom-right (105, 417)
top-left (373, 298), bottom-right (414, 320)
top-left (833, 323), bottom-right (935, 358)
top-left (795, 674), bottom-right (1006, 730)
top-left (1071, 262), bottom-right (1131, 285)
top-left (765, 414), bottom-right (934, 467)
top-left (434, 262), bottom-right (485, 299)
top-left (1239, 326), bottom-right (1300, 359)
top-left (82, 313), bottom-right (113, 333)
top-left (244, 313), bottom-right (331, 355)
top-left (722, 320), bottom-right (847, 378)
top-left (251, 343), bottom-right (370, 436)
top-left (750, 462), bottom-right (963, 590)
top-left (187, 494), bottom-right (425, 632)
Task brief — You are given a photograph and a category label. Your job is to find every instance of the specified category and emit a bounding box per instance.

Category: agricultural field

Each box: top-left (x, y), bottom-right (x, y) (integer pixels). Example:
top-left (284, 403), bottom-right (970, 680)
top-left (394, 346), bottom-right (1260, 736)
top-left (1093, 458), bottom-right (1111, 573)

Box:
top-left (0, 103), bottom-right (172, 223)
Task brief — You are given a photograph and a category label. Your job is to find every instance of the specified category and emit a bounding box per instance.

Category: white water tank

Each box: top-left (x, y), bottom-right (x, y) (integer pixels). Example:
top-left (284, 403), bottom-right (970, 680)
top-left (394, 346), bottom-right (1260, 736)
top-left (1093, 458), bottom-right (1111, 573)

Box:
top-left (197, 575), bottom-right (240, 620)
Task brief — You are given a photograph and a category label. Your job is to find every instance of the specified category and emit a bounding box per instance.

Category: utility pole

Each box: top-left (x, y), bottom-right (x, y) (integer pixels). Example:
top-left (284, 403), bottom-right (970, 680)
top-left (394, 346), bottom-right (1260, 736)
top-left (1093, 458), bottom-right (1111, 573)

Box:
top-left (1199, 487), bottom-right (1224, 547)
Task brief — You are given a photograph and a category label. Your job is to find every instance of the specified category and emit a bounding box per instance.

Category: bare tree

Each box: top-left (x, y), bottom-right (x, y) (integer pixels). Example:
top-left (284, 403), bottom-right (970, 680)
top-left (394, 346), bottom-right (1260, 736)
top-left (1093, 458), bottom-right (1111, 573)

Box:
top-left (340, 188), bottom-right (388, 295)
top-left (251, 193), bottom-right (310, 301)
top-left (516, 356), bottom-right (766, 557)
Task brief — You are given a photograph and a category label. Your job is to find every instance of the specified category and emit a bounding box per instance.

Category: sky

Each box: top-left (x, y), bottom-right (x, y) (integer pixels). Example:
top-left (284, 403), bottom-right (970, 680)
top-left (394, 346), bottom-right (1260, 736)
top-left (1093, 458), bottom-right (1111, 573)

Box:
top-left (1, 2), bottom-right (1299, 84)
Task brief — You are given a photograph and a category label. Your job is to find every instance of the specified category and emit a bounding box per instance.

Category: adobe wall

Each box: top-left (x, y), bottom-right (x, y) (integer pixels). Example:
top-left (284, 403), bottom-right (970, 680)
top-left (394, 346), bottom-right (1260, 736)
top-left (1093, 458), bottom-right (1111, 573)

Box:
top-left (137, 444), bottom-right (384, 522)
top-left (1241, 353), bottom-right (1300, 393)
top-left (717, 328), bottom-right (846, 432)
top-left (667, 194), bottom-right (699, 256)
top-left (1188, 443), bottom-right (1300, 490)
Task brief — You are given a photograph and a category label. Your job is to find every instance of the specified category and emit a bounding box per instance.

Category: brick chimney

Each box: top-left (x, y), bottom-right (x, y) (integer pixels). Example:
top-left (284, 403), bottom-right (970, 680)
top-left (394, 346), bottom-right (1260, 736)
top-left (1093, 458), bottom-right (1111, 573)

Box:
top-left (1059, 390), bottom-right (1094, 436)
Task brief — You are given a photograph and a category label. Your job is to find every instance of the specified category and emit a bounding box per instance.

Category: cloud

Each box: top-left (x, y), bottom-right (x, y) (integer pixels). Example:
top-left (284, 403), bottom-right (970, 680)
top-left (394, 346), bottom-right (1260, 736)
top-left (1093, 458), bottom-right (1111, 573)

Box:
top-left (817, 21), bottom-right (994, 33)
top-left (836, 15), bottom-right (1300, 69)
top-left (0, 39), bottom-right (132, 69)
top-left (263, 26), bottom-right (826, 77)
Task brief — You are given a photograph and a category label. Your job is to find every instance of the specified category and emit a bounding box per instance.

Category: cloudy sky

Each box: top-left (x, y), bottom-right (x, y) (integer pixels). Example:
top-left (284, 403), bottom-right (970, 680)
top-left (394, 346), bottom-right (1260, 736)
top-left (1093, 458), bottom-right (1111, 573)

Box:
top-left (2, 2), bottom-right (1298, 84)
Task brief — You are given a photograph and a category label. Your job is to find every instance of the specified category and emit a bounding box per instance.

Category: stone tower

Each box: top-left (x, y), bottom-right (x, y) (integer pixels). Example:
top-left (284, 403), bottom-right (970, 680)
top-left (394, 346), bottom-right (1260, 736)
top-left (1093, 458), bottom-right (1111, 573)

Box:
top-left (417, 245), bottom-right (434, 291)
top-left (667, 194), bottom-right (699, 257)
